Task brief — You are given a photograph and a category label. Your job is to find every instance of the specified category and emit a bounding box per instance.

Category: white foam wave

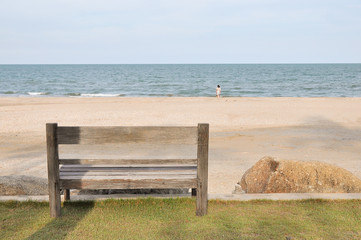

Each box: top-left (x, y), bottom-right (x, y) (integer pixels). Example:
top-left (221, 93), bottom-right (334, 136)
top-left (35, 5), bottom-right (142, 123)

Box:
top-left (27, 92), bottom-right (48, 96)
top-left (80, 93), bottom-right (122, 97)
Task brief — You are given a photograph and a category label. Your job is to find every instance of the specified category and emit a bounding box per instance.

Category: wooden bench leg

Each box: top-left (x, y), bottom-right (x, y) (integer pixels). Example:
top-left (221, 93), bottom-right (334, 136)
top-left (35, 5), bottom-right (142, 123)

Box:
top-left (196, 123), bottom-right (208, 216)
top-left (196, 182), bottom-right (207, 216)
top-left (47, 123), bottom-right (61, 218)
top-left (49, 182), bottom-right (61, 218)
top-left (64, 189), bottom-right (70, 201)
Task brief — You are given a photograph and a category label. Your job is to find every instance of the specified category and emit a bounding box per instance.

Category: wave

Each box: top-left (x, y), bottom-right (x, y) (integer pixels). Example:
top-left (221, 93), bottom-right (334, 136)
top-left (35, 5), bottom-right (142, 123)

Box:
top-left (148, 93), bottom-right (174, 97)
top-left (2, 91), bottom-right (16, 94)
top-left (66, 93), bottom-right (82, 96)
top-left (27, 92), bottom-right (50, 96)
top-left (80, 93), bottom-right (124, 97)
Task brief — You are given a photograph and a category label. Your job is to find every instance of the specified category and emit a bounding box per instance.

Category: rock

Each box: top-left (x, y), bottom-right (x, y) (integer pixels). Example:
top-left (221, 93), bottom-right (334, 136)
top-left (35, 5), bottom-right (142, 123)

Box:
top-left (234, 156), bottom-right (361, 193)
top-left (0, 175), bottom-right (48, 195)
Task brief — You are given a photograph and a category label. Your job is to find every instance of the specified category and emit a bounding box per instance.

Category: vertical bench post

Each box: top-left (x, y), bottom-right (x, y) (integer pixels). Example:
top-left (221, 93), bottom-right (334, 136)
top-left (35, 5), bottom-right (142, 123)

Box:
top-left (191, 188), bottom-right (197, 197)
top-left (47, 123), bottom-right (61, 217)
top-left (64, 189), bottom-right (70, 201)
top-left (196, 123), bottom-right (209, 216)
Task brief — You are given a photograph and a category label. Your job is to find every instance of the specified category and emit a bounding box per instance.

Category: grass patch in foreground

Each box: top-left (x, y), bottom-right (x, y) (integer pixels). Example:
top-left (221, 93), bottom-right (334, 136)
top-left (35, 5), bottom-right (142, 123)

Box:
top-left (1, 198), bottom-right (360, 240)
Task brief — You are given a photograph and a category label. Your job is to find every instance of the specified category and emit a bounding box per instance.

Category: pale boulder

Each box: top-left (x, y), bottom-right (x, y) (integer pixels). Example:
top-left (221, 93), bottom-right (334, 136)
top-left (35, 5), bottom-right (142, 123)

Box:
top-left (234, 156), bottom-right (361, 193)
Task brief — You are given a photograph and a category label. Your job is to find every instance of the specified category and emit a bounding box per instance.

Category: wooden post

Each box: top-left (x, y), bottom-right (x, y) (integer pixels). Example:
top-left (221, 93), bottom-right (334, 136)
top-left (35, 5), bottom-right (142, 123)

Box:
top-left (196, 123), bottom-right (209, 216)
top-left (47, 123), bottom-right (61, 217)
top-left (64, 189), bottom-right (70, 201)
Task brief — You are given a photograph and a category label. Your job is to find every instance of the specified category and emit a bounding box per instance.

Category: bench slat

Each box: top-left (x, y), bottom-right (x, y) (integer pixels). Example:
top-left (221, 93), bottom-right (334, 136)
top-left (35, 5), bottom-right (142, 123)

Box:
top-left (58, 126), bottom-right (198, 145)
top-left (60, 178), bottom-right (198, 189)
top-left (60, 171), bottom-right (196, 176)
top-left (59, 158), bottom-right (197, 165)
top-left (60, 175), bottom-right (196, 180)
top-left (59, 166), bottom-right (197, 172)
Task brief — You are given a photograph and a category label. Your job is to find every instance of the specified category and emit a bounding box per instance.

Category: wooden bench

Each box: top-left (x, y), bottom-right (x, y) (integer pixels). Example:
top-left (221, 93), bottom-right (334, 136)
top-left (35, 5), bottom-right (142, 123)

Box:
top-left (46, 123), bottom-right (209, 218)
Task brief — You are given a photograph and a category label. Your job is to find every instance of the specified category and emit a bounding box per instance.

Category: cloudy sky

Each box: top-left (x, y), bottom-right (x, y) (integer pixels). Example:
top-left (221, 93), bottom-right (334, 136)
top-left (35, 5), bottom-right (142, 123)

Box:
top-left (1, 0), bottom-right (360, 64)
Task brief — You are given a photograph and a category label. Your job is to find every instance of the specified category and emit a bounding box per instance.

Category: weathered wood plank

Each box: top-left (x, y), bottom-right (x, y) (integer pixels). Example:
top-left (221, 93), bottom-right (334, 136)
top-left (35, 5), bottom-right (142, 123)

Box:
top-left (60, 175), bottom-right (197, 180)
top-left (59, 158), bottom-right (197, 165)
top-left (60, 178), bottom-right (197, 189)
top-left (196, 123), bottom-right (209, 216)
top-left (60, 171), bottom-right (196, 176)
top-left (59, 166), bottom-right (197, 172)
top-left (46, 123), bottom-right (61, 218)
top-left (57, 126), bottom-right (198, 145)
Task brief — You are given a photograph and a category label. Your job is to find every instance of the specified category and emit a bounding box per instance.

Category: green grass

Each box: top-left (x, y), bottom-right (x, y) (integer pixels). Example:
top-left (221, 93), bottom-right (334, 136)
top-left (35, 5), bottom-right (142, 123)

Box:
top-left (1, 198), bottom-right (360, 240)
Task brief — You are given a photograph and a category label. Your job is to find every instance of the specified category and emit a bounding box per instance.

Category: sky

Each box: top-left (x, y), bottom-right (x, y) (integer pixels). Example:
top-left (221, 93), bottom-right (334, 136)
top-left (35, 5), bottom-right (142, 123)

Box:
top-left (1, 0), bottom-right (361, 64)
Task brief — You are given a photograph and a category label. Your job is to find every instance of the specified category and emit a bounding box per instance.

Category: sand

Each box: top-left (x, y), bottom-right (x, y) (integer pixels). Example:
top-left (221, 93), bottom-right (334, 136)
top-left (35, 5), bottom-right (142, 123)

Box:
top-left (1, 97), bottom-right (361, 194)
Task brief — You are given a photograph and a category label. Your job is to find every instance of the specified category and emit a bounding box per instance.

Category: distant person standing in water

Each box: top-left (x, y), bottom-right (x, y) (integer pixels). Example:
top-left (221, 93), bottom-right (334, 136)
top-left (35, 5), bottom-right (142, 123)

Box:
top-left (216, 85), bottom-right (221, 98)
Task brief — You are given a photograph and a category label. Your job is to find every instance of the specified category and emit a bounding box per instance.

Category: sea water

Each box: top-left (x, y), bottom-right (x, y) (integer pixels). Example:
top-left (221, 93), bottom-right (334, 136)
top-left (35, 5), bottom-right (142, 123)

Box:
top-left (0, 64), bottom-right (360, 97)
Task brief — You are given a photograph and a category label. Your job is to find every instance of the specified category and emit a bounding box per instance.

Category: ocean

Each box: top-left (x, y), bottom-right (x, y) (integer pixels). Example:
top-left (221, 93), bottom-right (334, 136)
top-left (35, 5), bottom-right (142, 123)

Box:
top-left (0, 64), bottom-right (360, 97)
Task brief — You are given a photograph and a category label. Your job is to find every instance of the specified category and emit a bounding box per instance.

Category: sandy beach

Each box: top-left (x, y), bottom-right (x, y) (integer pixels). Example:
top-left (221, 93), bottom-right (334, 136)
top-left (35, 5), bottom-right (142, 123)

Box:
top-left (1, 97), bottom-right (361, 194)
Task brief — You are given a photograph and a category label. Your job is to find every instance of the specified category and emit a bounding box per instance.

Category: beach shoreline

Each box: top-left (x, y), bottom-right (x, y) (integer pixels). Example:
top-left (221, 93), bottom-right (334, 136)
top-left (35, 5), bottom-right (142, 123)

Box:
top-left (1, 97), bottom-right (361, 194)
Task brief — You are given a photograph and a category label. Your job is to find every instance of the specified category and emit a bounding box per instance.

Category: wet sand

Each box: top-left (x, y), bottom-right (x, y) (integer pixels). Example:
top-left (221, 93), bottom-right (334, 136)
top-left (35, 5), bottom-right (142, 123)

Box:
top-left (1, 97), bottom-right (361, 194)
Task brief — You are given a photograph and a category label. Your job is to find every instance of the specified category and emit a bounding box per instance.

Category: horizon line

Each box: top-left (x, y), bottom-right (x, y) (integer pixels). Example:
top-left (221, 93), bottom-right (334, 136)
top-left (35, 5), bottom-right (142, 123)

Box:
top-left (1, 62), bottom-right (361, 65)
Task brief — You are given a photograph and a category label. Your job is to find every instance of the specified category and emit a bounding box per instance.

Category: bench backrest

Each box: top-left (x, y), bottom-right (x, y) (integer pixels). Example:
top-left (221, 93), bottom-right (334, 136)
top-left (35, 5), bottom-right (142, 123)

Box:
top-left (47, 123), bottom-right (208, 165)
